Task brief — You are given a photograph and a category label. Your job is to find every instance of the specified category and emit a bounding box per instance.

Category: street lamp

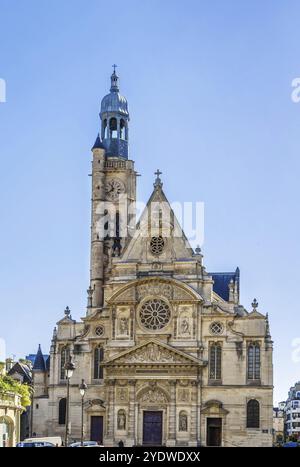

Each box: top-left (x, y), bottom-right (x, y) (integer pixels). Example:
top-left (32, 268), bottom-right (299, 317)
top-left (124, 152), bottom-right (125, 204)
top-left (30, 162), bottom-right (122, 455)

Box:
top-left (64, 355), bottom-right (75, 447)
top-left (79, 379), bottom-right (88, 447)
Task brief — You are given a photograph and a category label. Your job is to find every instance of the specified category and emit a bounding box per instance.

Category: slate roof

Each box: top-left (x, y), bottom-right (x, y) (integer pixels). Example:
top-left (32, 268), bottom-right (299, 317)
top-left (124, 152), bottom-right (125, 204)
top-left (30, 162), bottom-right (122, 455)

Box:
top-left (209, 267), bottom-right (240, 301)
top-left (92, 134), bottom-right (106, 150)
top-left (32, 345), bottom-right (48, 371)
top-left (7, 361), bottom-right (32, 384)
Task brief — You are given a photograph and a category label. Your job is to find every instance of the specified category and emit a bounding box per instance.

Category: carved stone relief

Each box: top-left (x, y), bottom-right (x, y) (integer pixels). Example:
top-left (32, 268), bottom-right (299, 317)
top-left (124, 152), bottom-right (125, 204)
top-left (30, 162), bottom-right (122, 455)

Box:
top-left (139, 387), bottom-right (168, 404)
top-left (116, 388), bottom-right (128, 402)
top-left (178, 388), bottom-right (190, 403)
top-left (137, 282), bottom-right (173, 300)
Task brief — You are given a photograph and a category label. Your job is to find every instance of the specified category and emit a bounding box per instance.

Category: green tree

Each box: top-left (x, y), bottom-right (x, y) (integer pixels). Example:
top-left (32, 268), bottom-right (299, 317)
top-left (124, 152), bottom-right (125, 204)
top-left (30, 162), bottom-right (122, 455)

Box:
top-left (0, 375), bottom-right (31, 408)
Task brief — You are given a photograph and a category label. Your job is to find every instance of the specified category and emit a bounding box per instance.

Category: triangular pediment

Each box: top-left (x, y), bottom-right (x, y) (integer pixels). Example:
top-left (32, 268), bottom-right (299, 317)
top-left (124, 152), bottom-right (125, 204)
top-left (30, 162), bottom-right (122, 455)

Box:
top-left (104, 339), bottom-right (205, 366)
top-left (121, 184), bottom-right (195, 262)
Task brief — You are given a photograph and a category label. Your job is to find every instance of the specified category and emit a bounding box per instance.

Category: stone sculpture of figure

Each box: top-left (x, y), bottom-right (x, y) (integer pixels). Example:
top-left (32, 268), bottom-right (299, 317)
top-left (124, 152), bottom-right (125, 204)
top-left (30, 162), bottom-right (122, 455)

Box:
top-left (117, 411), bottom-right (126, 430)
top-left (181, 318), bottom-right (190, 335)
top-left (119, 317), bottom-right (129, 335)
top-left (179, 412), bottom-right (188, 432)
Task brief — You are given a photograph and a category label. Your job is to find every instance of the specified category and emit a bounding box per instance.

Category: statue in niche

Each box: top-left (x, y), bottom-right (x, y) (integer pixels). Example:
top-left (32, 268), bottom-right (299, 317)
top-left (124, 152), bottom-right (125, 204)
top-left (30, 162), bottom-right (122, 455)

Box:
top-left (117, 410), bottom-right (126, 430)
top-left (119, 317), bottom-right (129, 335)
top-left (179, 412), bottom-right (188, 432)
top-left (180, 318), bottom-right (190, 335)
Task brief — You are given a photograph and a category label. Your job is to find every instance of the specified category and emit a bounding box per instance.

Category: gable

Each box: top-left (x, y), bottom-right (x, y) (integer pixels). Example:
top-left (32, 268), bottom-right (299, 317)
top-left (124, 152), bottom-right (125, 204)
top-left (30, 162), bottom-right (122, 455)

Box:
top-left (121, 185), bottom-right (194, 262)
top-left (104, 339), bottom-right (205, 366)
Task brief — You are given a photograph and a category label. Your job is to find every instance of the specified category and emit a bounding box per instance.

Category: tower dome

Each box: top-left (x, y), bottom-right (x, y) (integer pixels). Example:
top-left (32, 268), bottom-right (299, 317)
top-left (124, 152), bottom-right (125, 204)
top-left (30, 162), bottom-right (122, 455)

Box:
top-left (99, 67), bottom-right (129, 159)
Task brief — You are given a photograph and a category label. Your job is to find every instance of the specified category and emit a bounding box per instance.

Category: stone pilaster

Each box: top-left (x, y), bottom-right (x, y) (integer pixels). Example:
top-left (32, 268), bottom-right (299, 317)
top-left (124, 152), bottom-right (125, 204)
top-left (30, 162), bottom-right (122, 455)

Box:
top-left (166, 380), bottom-right (177, 446)
top-left (106, 380), bottom-right (115, 444)
top-left (127, 380), bottom-right (137, 446)
top-left (189, 381), bottom-right (198, 446)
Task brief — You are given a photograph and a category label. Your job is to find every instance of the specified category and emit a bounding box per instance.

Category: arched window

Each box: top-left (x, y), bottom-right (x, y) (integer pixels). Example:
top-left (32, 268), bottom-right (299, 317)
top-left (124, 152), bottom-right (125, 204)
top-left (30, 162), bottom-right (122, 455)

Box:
top-left (247, 343), bottom-right (260, 380)
top-left (103, 209), bottom-right (109, 239)
top-left (209, 343), bottom-right (222, 380)
top-left (109, 117), bottom-right (118, 138)
top-left (60, 346), bottom-right (70, 380)
top-left (102, 118), bottom-right (108, 139)
top-left (94, 346), bottom-right (104, 379)
top-left (247, 399), bottom-right (260, 428)
top-left (58, 398), bottom-right (66, 425)
top-left (120, 119), bottom-right (126, 139)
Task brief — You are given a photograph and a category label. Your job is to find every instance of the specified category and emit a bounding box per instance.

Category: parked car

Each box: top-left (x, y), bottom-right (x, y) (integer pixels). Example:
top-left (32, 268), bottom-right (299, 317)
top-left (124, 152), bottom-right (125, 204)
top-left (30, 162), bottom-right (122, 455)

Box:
top-left (282, 441), bottom-right (299, 448)
top-left (22, 436), bottom-right (62, 446)
top-left (16, 441), bottom-right (55, 447)
top-left (69, 441), bottom-right (99, 447)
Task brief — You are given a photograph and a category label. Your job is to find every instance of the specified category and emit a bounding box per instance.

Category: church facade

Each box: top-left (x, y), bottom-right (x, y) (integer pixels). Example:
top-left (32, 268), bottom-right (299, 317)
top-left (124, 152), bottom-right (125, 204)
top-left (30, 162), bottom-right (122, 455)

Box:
top-left (32, 70), bottom-right (273, 447)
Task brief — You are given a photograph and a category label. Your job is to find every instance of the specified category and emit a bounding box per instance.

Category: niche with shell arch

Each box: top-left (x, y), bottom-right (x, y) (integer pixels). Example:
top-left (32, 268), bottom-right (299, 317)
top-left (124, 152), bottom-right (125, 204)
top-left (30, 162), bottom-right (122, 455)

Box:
top-left (116, 306), bottom-right (130, 339)
top-left (177, 305), bottom-right (194, 339)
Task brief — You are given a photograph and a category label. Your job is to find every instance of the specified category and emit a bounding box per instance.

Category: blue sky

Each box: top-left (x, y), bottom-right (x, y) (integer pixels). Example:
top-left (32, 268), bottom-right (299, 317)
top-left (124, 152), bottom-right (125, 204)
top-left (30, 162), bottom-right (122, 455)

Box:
top-left (0, 0), bottom-right (300, 404)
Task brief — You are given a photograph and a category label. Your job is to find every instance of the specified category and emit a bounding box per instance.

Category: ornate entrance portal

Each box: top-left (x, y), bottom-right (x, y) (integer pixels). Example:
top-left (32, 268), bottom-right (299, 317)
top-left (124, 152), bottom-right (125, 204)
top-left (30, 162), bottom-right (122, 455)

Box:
top-left (143, 411), bottom-right (163, 445)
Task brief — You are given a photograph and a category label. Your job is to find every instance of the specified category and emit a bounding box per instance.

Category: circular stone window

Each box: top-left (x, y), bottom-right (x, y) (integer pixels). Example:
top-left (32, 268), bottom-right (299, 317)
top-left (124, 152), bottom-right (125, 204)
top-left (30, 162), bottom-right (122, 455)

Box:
top-left (140, 299), bottom-right (171, 331)
top-left (95, 325), bottom-right (104, 337)
top-left (210, 322), bottom-right (223, 335)
top-left (150, 236), bottom-right (165, 255)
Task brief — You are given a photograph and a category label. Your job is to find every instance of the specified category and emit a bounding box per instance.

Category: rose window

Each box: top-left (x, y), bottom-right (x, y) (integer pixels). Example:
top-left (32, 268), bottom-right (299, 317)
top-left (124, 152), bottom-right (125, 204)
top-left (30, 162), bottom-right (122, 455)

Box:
top-left (150, 236), bottom-right (165, 255)
top-left (140, 299), bottom-right (171, 331)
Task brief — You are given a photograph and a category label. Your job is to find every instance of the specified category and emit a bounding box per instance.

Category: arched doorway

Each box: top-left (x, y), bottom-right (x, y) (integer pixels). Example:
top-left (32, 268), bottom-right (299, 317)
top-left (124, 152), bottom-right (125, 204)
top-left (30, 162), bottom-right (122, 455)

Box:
top-left (136, 383), bottom-right (170, 446)
top-left (0, 416), bottom-right (14, 447)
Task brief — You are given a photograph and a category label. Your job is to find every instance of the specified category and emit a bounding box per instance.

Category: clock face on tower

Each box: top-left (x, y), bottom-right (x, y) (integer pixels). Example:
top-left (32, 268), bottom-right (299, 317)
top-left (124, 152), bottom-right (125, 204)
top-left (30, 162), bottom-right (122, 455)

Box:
top-left (105, 178), bottom-right (125, 201)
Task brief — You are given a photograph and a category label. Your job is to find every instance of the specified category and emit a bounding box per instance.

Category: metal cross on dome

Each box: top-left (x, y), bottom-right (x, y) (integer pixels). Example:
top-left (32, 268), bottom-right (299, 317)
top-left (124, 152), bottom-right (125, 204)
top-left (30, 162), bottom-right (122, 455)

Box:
top-left (112, 64), bottom-right (117, 73)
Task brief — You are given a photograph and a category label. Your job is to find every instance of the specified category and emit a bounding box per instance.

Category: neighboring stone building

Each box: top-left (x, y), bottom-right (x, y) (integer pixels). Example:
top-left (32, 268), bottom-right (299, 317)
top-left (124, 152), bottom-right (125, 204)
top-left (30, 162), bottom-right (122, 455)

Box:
top-left (285, 382), bottom-right (300, 440)
top-left (0, 391), bottom-right (22, 447)
top-left (273, 402), bottom-right (285, 444)
top-left (32, 70), bottom-right (273, 446)
top-left (0, 361), bottom-right (28, 447)
top-left (7, 358), bottom-right (33, 440)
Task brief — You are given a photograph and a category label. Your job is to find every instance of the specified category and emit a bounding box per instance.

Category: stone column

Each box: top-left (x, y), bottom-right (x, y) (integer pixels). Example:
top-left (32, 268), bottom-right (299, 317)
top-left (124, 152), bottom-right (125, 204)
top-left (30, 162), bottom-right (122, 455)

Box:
top-left (127, 380), bottom-right (137, 446)
top-left (189, 381), bottom-right (198, 446)
top-left (106, 380), bottom-right (115, 444)
top-left (167, 380), bottom-right (177, 446)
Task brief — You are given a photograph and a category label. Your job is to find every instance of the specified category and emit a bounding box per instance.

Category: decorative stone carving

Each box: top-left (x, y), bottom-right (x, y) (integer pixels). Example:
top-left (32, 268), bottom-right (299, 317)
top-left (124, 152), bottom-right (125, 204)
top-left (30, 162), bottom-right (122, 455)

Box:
top-left (178, 388), bottom-right (190, 402)
top-left (116, 388), bottom-right (128, 402)
top-left (115, 287), bottom-right (135, 302)
top-left (137, 282), bottom-right (173, 300)
top-left (79, 324), bottom-right (90, 338)
top-left (107, 342), bottom-right (201, 367)
top-left (139, 388), bottom-right (168, 404)
top-left (124, 343), bottom-right (176, 363)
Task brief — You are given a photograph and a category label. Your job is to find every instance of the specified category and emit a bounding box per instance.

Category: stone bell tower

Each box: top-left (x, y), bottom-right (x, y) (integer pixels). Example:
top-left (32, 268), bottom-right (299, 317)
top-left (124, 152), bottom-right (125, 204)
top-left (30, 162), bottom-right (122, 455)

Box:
top-left (89, 67), bottom-right (136, 312)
